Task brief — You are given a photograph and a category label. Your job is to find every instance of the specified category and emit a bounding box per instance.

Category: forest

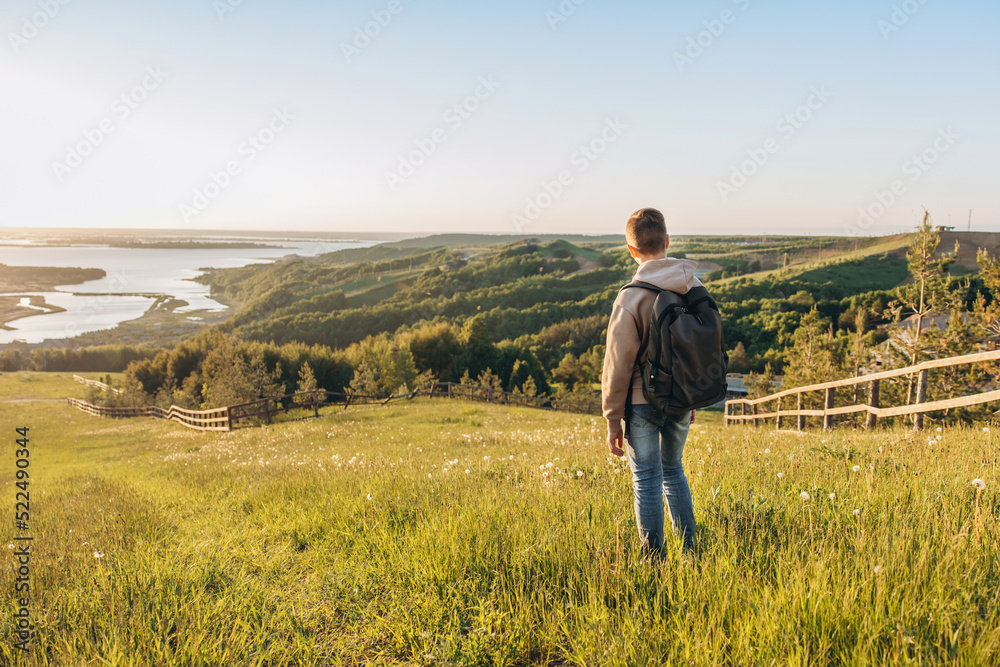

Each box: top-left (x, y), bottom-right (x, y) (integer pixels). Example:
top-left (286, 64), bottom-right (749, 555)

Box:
top-left (7, 219), bottom-right (1000, 423)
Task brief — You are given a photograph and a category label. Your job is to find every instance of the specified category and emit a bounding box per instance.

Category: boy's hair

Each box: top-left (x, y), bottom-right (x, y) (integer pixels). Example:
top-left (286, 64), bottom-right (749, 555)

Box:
top-left (625, 208), bottom-right (668, 255)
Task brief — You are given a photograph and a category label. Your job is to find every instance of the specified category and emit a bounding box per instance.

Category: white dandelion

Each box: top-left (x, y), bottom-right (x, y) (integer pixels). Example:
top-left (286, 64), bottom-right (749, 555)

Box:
top-left (799, 491), bottom-right (810, 501)
top-left (852, 465), bottom-right (861, 473)
top-left (983, 427), bottom-right (990, 433)
top-left (972, 478), bottom-right (987, 491)
top-left (366, 493), bottom-right (372, 501)
top-left (764, 448), bottom-right (771, 455)
top-left (828, 493), bottom-right (836, 501)
top-left (93, 551), bottom-right (104, 559)
top-left (852, 509), bottom-right (861, 517)
top-left (465, 469), bottom-right (470, 474)
top-left (777, 472), bottom-right (784, 479)
top-left (577, 470), bottom-right (584, 478)
top-left (873, 565), bottom-right (883, 575)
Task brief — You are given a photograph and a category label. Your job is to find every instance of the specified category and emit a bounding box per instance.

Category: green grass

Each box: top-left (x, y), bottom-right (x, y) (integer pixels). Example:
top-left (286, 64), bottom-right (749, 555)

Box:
top-left (792, 252), bottom-right (911, 291)
top-left (2, 373), bottom-right (999, 665)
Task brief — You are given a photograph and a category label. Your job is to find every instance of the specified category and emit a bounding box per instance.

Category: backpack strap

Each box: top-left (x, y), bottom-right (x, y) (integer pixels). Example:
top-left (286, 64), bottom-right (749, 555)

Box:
top-left (619, 280), bottom-right (664, 294)
top-left (620, 281), bottom-right (665, 424)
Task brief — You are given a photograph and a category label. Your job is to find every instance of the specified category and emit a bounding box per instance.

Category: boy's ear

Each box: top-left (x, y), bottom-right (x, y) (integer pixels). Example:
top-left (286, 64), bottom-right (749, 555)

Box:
top-left (627, 244), bottom-right (639, 258)
top-left (664, 236), bottom-right (670, 252)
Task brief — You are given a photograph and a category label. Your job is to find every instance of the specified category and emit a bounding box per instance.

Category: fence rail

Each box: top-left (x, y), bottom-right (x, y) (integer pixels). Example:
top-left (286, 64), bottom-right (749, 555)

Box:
top-left (725, 348), bottom-right (1000, 430)
top-left (66, 382), bottom-right (602, 431)
top-left (73, 374), bottom-right (120, 395)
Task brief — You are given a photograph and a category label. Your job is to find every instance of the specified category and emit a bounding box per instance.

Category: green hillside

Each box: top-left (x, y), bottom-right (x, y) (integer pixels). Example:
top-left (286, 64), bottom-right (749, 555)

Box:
top-left (3, 376), bottom-right (997, 665)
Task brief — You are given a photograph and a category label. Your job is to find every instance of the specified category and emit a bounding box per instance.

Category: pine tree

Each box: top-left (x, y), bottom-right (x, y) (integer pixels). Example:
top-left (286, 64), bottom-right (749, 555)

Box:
top-left (294, 362), bottom-right (320, 406)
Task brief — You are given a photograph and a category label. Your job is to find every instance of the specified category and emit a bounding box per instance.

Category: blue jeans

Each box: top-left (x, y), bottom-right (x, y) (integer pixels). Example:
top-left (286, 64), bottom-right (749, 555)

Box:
top-left (624, 403), bottom-right (697, 553)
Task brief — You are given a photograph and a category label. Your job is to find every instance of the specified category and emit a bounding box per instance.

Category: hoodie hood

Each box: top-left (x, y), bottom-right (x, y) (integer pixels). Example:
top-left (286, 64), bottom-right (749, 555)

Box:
top-left (632, 257), bottom-right (700, 294)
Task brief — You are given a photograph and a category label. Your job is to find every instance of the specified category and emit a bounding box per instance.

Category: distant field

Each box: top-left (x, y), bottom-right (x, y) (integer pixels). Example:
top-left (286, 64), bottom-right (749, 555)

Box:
top-left (2, 373), bottom-right (998, 665)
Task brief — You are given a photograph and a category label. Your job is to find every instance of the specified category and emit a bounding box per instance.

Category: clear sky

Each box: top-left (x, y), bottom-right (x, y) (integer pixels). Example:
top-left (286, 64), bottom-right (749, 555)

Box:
top-left (2, 0), bottom-right (997, 236)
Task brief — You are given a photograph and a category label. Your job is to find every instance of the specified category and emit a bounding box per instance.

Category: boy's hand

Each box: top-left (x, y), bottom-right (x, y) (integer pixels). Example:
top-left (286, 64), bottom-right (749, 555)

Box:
top-left (607, 420), bottom-right (625, 457)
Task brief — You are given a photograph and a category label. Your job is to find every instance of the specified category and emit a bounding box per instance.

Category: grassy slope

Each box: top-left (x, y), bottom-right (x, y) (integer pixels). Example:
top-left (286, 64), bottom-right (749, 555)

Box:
top-left (2, 374), bottom-right (998, 665)
top-left (709, 235), bottom-right (914, 287)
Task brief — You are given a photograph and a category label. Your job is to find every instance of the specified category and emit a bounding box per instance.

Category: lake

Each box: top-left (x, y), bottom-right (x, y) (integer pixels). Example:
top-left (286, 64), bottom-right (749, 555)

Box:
top-left (0, 237), bottom-right (374, 344)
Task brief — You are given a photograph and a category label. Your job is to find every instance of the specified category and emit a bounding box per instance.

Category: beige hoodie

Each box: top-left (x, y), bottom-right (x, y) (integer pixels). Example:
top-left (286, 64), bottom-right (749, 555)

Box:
top-left (601, 257), bottom-right (703, 423)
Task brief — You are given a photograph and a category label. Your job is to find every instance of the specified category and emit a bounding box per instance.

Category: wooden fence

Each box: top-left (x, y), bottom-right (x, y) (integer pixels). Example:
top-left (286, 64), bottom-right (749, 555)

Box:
top-left (73, 374), bottom-right (120, 395)
top-left (725, 348), bottom-right (1000, 430)
top-left (67, 382), bottom-right (602, 432)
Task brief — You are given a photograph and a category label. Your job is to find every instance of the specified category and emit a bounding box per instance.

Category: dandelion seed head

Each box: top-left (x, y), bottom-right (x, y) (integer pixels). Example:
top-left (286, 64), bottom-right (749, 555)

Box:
top-left (852, 465), bottom-right (861, 472)
top-left (873, 565), bottom-right (884, 574)
top-left (972, 478), bottom-right (987, 491)
top-left (764, 448), bottom-right (771, 455)
top-left (577, 470), bottom-right (584, 478)
top-left (93, 551), bottom-right (104, 559)
top-left (777, 472), bottom-right (784, 479)
top-left (853, 509), bottom-right (861, 516)
top-left (799, 491), bottom-right (810, 501)
top-left (828, 493), bottom-right (836, 501)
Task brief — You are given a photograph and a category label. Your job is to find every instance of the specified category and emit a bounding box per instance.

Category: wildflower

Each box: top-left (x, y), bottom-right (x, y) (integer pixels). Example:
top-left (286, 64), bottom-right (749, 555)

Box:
top-left (936, 435), bottom-right (942, 441)
top-left (972, 478), bottom-right (987, 491)
top-left (852, 465), bottom-right (861, 472)
top-left (852, 509), bottom-right (861, 516)
top-left (777, 472), bottom-right (784, 479)
top-left (828, 493), bottom-right (836, 501)
top-left (443, 468), bottom-right (448, 473)
top-left (539, 465), bottom-right (545, 471)
top-left (7, 544), bottom-right (12, 550)
top-left (873, 565), bottom-right (883, 575)
top-left (983, 427), bottom-right (990, 433)
top-left (936, 427), bottom-right (942, 433)
top-left (764, 448), bottom-right (771, 454)
top-left (799, 491), bottom-right (810, 501)
top-left (546, 462), bottom-right (553, 469)
top-left (577, 470), bottom-right (584, 478)
top-left (483, 456), bottom-right (489, 461)
top-left (427, 473), bottom-right (432, 478)
top-left (543, 472), bottom-right (549, 478)
top-left (94, 551), bottom-right (104, 559)
top-left (366, 493), bottom-right (372, 501)
top-left (509, 455), bottom-right (514, 460)
top-left (465, 469), bottom-right (470, 474)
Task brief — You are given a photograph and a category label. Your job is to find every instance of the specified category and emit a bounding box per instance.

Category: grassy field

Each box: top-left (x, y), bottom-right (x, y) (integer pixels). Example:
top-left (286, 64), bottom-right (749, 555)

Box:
top-left (1, 373), bottom-right (998, 665)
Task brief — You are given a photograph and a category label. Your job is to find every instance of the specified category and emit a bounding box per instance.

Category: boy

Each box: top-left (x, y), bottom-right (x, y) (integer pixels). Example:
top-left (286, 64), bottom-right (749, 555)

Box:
top-left (601, 207), bottom-right (701, 554)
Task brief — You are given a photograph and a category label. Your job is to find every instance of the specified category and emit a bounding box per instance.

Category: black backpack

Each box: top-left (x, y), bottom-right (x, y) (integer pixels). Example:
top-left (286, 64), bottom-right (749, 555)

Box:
top-left (620, 282), bottom-right (729, 415)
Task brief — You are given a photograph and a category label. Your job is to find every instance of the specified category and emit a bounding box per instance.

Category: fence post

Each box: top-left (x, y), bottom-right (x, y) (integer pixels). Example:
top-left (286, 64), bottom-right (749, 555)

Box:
top-left (227, 407), bottom-right (233, 432)
top-left (775, 397), bottom-right (782, 430)
top-left (865, 379), bottom-right (879, 430)
top-left (313, 390), bottom-right (320, 418)
top-left (797, 394), bottom-right (805, 431)
top-left (264, 399), bottom-right (271, 425)
top-left (751, 402), bottom-right (759, 428)
top-left (913, 369), bottom-right (928, 430)
top-left (823, 388), bottom-right (835, 430)
top-left (724, 402), bottom-right (729, 426)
